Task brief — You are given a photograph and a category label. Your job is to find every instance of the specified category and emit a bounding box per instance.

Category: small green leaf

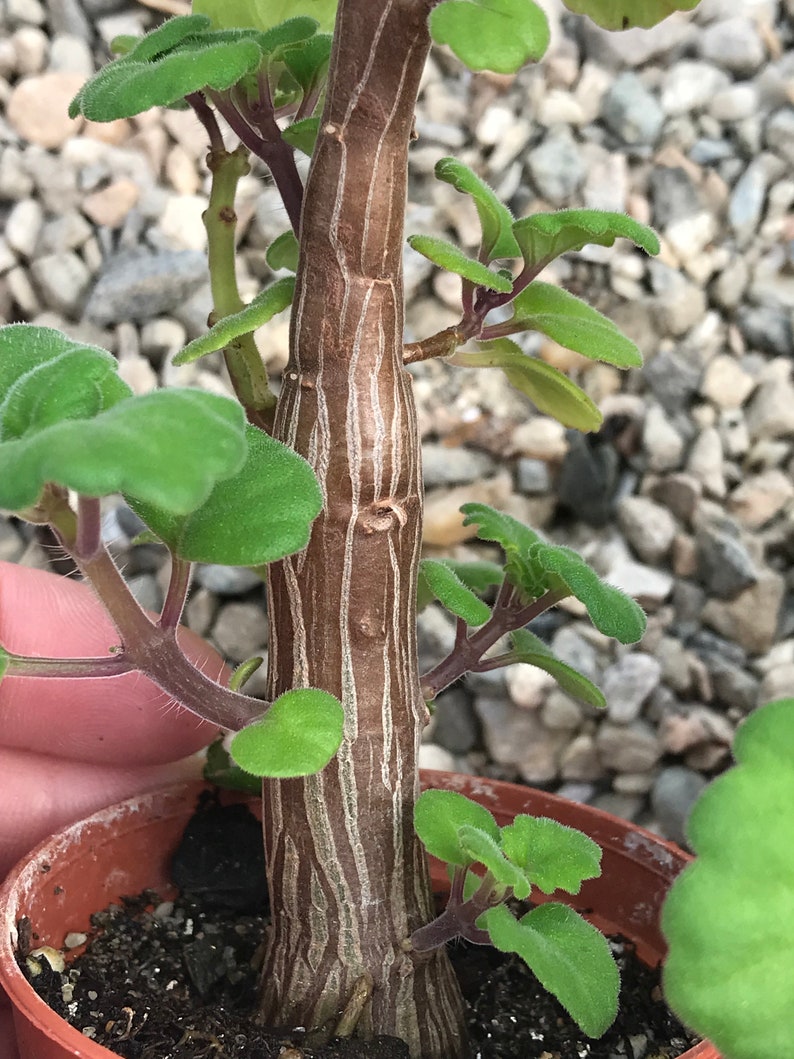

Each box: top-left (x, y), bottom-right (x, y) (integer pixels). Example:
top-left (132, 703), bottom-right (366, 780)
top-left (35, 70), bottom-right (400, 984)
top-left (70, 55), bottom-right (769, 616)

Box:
top-left (0, 389), bottom-right (246, 516)
top-left (407, 235), bottom-right (513, 293)
top-left (203, 736), bottom-right (262, 795)
top-left (434, 157), bottom-right (519, 260)
top-left (258, 15), bottom-right (324, 51)
top-left (498, 283), bottom-right (643, 368)
top-left (452, 340), bottom-right (603, 432)
top-left (193, 1), bottom-right (335, 34)
top-left (510, 628), bottom-right (606, 709)
top-left (0, 329), bottom-right (131, 442)
top-left (663, 699), bottom-right (794, 1059)
top-left (429, 0), bottom-right (550, 74)
top-left (117, 14), bottom-right (212, 62)
top-left (266, 231), bottom-right (300, 272)
top-left (282, 33), bottom-right (332, 91)
top-left (443, 559), bottom-right (504, 595)
top-left (482, 902), bottom-right (619, 1038)
top-left (128, 422), bottom-right (321, 566)
top-left (512, 209), bottom-right (659, 273)
top-left (230, 688), bottom-right (344, 778)
top-left (70, 35), bottom-right (264, 121)
top-left (533, 542), bottom-right (646, 643)
top-left (561, 0), bottom-right (699, 30)
top-left (0, 644), bottom-right (9, 683)
top-left (281, 116), bottom-right (320, 155)
top-left (460, 502), bottom-right (544, 599)
top-left (419, 559), bottom-right (491, 627)
top-left (109, 34), bottom-right (140, 57)
top-left (414, 789), bottom-right (500, 868)
top-left (173, 277), bottom-right (295, 366)
top-left (458, 825), bottom-right (532, 898)
top-left (499, 813), bottom-right (602, 894)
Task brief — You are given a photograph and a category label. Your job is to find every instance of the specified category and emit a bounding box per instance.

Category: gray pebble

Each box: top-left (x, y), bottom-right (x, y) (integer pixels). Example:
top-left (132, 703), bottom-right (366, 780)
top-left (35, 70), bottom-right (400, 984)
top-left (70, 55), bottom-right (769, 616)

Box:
top-left (85, 250), bottom-right (209, 326)
top-left (698, 17), bottom-right (766, 77)
top-left (421, 443), bottom-right (495, 488)
top-left (729, 157), bottom-right (769, 246)
top-left (601, 72), bottom-right (663, 147)
top-left (527, 128), bottom-right (586, 205)
top-left (738, 305), bottom-right (793, 358)
top-left (212, 602), bottom-right (268, 664)
top-left (48, 33), bottom-right (94, 77)
top-left (30, 251), bottom-right (91, 316)
top-left (765, 107), bottom-right (794, 166)
top-left (126, 573), bottom-right (163, 614)
top-left (617, 496), bottom-right (676, 565)
top-left (516, 457), bottom-right (551, 495)
top-left (194, 564), bottom-right (263, 597)
top-left (43, 0), bottom-right (91, 40)
top-left (430, 688), bottom-right (480, 754)
top-left (661, 61), bottom-right (731, 116)
top-left (602, 653), bottom-right (662, 724)
top-left (643, 344), bottom-right (703, 416)
top-left (597, 719), bottom-right (661, 773)
top-left (651, 766), bottom-right (708, 847)
top-left (694, 510), bottom-right (758, 600)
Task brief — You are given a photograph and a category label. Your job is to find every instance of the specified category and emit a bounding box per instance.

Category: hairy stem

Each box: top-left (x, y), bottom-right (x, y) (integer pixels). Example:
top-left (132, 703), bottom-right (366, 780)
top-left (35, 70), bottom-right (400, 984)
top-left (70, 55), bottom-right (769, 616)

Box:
top-left (420, 587), bottom-right (569, 701)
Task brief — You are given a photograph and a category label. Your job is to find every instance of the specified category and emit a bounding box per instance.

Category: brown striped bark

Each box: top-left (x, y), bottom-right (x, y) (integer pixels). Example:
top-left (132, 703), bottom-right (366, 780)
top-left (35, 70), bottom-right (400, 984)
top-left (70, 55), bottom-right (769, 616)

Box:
top-left (262, 2), bottom-right (468, 1056)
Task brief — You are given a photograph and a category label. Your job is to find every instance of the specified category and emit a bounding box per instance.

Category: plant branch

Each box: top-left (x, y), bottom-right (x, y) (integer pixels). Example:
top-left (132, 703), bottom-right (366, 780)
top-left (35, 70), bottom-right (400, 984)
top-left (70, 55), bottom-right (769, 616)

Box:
top-left (159, 552), bottom-right (192, 630)
top-left (403, 326), bottom-right (462, 365)
top-left (419, 586), bottom-right (569, 700)
top-left (203, 144), bottom-right (276, 433)
top-left (3, 651), bottom-right (133, 679)
top-left (186, 91), bottom-right (225, 154)
top-left (209, 90), bottom-right (304, 235)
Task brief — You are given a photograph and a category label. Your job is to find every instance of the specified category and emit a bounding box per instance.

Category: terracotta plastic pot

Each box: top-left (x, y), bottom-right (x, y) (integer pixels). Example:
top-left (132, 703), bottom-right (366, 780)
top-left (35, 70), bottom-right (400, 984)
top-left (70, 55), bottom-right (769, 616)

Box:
top-left (0, 773), bottom-right (718, 1059)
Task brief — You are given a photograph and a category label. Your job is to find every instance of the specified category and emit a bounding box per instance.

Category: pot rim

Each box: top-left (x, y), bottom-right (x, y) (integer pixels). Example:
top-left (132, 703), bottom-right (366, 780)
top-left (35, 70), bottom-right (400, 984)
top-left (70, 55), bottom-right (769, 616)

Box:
top-left (0, 773), bottom-right (716, 1059)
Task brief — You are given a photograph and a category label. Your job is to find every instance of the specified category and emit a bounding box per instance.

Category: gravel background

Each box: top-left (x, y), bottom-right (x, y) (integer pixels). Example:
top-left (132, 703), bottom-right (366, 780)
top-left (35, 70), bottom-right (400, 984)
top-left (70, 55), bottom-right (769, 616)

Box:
top-left (1, 0), bottom-right (793, 844)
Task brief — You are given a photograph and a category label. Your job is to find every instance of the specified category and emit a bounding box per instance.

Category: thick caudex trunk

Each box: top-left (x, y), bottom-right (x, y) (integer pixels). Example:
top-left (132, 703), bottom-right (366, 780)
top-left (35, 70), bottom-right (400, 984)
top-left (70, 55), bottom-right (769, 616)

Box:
top-left (262, 1), bottom-right (468, 1057)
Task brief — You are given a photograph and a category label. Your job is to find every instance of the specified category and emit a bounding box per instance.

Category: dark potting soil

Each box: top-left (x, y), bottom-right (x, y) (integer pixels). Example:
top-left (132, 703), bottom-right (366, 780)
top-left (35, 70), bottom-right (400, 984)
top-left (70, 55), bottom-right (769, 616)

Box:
top-left (20, 796), bottom-right (699, 1059)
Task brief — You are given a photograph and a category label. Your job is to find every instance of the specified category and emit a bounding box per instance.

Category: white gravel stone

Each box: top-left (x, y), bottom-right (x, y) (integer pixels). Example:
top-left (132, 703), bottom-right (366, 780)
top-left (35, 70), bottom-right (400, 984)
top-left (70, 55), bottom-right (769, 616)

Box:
top-left (29, 251), bottom-right (91, 316)
top-left (5, 198), bottom-right (43, 257)
top-left (617, 496), bottom-right (677, 565)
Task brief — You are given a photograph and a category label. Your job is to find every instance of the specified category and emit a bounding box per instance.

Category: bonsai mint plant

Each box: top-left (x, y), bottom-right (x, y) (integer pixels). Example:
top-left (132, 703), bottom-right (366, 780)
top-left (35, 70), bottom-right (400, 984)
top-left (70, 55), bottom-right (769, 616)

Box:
top-left (0, 0), bottom-right (704, 1056)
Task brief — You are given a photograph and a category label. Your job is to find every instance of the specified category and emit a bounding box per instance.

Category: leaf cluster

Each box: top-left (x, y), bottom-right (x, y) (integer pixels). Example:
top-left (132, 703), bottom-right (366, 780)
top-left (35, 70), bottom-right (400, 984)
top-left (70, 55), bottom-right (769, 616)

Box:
top-left (415, 788), bottom-right (618, 1037)
top-left (69, 13), bottom-right (332, 123)
top-left (408, 158), bottom-right (659, 430)
top-left (460, 502), bottom-right (646, 643)
top-left (0, 324), bottom-right (322, 568)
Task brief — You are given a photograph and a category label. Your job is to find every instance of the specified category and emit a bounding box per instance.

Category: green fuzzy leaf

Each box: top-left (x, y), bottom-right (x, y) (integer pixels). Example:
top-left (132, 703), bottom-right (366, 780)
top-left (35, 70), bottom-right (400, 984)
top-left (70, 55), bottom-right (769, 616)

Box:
top-left (128, 423), bottom-right (321, 566)
top-left (0, 326), bottom-right (131, 442)
top-left (512, 209), bottom-right (659, 272)
top-left (414, 789), bottom-right (500, 868)
top-left (119, 14), bottom-right (212, 62)
top-left (434, 157), bottom-right (519, 260)
top-left (500, 283), bottom-right (643, 368)
top-left (444, 559), bottom-right (504, 595)
top-left (266, 231), bottom-right (300, 272)
top-left (203, 736), bottom-right (262, 795)
top-left (109, 34), bottom-right (141, 57)
top-left (282, 33), bottom-right (332, 91)
top-left (0, 389), bottom-right (246, 516)
top-left (458, 825), bottom-right (532, 898)
top-left (482, 903), bottom-right (619, 1038)
top-left (193, 0), bottom-right (335, 33)
top-left (173, 278), bottom-right (295, 366)
top-left (510, 628), bottom-right (606, 709)
top-left (230, 688), bottom-right (344, 778)
top-left (419, 559), bottom-right (491, 627)
top-left (663, 699), bottom-right (794, 1059)
top-left (429, 0), bottom-right (550, 74)
top-left (451, 340), bottom-right (602, 432)
top-left (70, 35), bottom-right (264, 121)
top-left (258, 15), bottom-right (323, 52)
top-left (460, 502), bottom-right (545, 599)
top-left (281, 116), bottom-right (320, 155)
top-left (533, 542), bottom-right (646, 643)
top-left (561, 0), bottom-right (699, 30)
top-left (499, 813), bottom-right (603, 894)
top-left (407, 235), bottom-right (513, 293)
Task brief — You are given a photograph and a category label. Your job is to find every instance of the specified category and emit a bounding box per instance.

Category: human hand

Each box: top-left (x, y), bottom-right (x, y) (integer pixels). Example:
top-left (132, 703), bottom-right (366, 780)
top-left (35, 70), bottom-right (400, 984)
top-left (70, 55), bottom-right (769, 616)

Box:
top-left (0, 560), bottom-right (226, 1058)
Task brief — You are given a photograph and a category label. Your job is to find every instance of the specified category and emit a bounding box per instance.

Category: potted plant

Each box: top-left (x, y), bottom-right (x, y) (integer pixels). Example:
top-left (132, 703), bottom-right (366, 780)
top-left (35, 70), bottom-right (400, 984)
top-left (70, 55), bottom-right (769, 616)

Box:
top-left (0, 0), bottom-right (715, 1056)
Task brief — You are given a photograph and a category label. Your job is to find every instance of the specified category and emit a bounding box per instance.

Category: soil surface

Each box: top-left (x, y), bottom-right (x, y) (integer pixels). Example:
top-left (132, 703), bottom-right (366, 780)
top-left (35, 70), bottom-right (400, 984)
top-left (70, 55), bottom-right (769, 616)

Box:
top-left (21, 798), bottom-right (699, 1059)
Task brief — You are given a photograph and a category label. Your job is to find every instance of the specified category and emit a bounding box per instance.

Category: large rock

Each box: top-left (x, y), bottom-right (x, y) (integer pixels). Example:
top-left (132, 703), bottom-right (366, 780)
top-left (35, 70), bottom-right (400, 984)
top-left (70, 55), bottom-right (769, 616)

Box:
top-left (84, 249), bottom-right (209, 325)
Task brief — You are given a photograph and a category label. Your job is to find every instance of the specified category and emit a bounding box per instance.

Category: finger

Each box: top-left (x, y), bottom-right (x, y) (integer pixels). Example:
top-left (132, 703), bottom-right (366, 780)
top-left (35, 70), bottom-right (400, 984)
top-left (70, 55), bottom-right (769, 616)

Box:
top-left (0, 562), bottom-right (228, 765)
top-left (0, 746), bottom-right (205, 881)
